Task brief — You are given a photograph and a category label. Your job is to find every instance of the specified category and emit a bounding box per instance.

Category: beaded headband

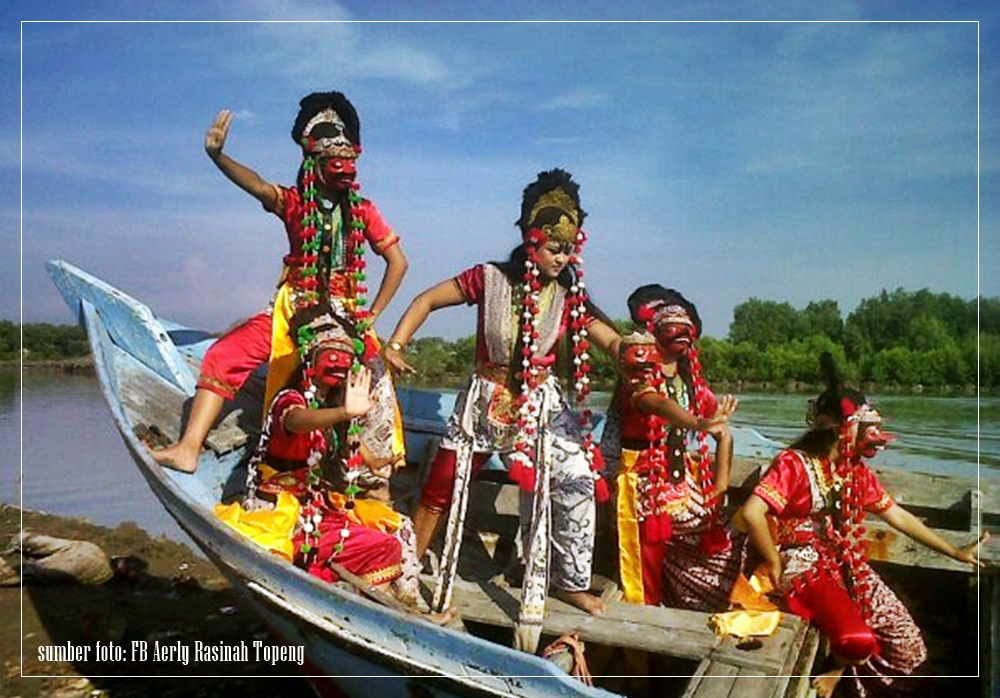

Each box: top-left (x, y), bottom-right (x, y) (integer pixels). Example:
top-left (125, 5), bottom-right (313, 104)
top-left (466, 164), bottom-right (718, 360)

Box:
top-left (637, 301), bottom-right (694, 330)
top-left (847, 403), bottom-right (882, 425)
top-left (301, 108), bottom-right (358, 159)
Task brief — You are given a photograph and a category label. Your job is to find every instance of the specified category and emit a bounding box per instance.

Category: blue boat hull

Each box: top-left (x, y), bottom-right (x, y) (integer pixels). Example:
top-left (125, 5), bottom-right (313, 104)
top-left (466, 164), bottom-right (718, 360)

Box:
top-left (46, 260), bottom-right (618, 698)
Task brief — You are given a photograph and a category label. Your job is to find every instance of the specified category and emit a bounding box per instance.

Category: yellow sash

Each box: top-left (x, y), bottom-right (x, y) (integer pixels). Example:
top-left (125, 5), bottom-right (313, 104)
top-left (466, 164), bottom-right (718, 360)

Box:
top-left (617, 449), bottom-right (645, 604)
top-left (213, 491), bottom-right (300, 561)
top-left (262, 284), bottom-right (406, 463)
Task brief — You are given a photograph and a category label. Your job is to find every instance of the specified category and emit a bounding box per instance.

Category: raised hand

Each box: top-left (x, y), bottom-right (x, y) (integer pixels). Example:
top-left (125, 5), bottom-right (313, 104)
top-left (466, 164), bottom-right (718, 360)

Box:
top-left (343, 366), bottom-right (374, 419)
top-left (701, 394), bottom-right (739, 437)
top-left (205, 109), bottom-right (232, 160)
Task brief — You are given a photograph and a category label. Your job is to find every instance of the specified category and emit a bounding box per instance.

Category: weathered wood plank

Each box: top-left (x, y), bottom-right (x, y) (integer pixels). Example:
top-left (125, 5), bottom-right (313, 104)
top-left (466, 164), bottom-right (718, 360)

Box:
top-left (733, 666), bottom-right (784, 698)
top-left (434, 573), bottom-right (805, 675)
top-left (872, 468), bottom-right (989, 513)
top-left (121, 362), bottom-right (249, 455)
top-left (864, 519), bottom-right (996, 570)
top-left (781, 626), bottom-right (823, 698)
top-left (683, 660), bottom-right (739, 698)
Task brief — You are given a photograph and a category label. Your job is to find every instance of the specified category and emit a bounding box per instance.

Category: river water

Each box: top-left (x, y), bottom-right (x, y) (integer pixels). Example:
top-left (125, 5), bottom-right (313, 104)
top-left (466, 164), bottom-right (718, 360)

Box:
top-left (3, 371), bottom-right (997, 546)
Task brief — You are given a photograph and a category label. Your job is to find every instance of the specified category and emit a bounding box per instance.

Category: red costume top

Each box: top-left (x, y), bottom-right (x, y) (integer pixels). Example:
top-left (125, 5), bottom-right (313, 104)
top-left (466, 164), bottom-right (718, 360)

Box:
top-left (264, 390), bottom-right (321, 466)
top-left (269, 185), bottom-right (400, 297)
top-left (754, 449), bottom-right (894, 545)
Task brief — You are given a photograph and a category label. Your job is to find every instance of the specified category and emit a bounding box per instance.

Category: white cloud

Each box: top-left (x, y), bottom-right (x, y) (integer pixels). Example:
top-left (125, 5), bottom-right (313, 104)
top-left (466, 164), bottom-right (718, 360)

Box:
top-left (537, 88), bottom-right (608, 111)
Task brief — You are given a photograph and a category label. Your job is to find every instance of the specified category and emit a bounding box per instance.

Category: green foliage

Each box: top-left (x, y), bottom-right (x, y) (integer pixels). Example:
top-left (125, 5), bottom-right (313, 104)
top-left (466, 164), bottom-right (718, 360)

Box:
top-left (728, 298), bottom-right (799, 347)
top-left (14, 286), bottom-right (994, 391)
top-left (1, 322), bottom-right (90, 362)
top-left (714, 288), bottom-right (995, 389)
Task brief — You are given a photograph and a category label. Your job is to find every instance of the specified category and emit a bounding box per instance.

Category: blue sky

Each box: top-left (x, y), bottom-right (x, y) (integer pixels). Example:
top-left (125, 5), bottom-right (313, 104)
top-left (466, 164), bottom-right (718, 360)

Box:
top-left (8, 2), bottom-right (997, 340)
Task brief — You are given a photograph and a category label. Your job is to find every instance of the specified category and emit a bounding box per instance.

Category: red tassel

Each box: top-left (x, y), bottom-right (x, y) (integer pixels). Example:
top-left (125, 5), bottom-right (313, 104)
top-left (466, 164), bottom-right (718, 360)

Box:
top-left (508, 460), bottom-right (537, 492)
top-left (641, 516), bottom-right (661, 542)
top-left (589, 445), bottom-right (605, 470)
top-left (594, 477), bottom-right (610, 503)
top-left (659, 514), bottom-right (673, 542)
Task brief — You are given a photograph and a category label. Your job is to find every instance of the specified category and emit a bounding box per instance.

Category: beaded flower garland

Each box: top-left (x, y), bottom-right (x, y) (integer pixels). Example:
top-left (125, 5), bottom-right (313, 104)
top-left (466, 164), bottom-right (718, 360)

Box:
top-left (631, 301), bottom-right (730, 553)
top-left (788, 397), bottom-right (878, 624)
top-left (291, 135), bottom-right (371, 564)
top-left (635, 304), bottom-right (716, 495)
top-left (830, 403), bottom-right (876, 621)
top-left (507, 194), bottom-right (605, 501)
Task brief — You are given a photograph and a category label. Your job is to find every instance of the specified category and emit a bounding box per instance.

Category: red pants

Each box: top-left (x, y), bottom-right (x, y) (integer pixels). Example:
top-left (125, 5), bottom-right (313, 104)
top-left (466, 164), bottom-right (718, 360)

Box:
top-left (785, 567), bottom-right (878, 662)
top-left (196, 311), bottom-right (273, 399)
top-left (419, 448), bottom-right (492, 512)
top-left (294, 511), bottom-right (402, 586)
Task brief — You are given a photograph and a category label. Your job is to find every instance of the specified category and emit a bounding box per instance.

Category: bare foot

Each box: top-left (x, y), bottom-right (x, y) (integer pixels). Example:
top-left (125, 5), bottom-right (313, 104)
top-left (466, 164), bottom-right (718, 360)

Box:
top-left (425, 606), bottom-right (457, 626)
top-left (812, 667), bottom-right (844, 698)
top-left (150, 443), bottom-right (200, 474)
top-left (554, 589), bottom-right (606, 616)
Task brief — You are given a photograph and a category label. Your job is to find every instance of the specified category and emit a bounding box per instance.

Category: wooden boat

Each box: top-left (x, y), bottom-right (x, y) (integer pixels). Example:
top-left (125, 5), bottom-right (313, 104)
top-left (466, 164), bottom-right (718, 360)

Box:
top-left (46, 259), bottom-right (992, 698)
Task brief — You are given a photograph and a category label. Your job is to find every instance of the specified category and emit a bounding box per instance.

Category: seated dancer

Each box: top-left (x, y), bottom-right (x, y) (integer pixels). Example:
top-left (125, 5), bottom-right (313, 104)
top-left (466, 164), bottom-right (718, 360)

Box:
top-left (739, 352), bottom-right (987, 698)
top-left (383, 169), bottom-right (621, 651)
top-left (601, 285), bottom-right (740, 610)
top-left (154, 91), bottom-right (408, 483)
top-left (225, 310), bottom-right (428, 610)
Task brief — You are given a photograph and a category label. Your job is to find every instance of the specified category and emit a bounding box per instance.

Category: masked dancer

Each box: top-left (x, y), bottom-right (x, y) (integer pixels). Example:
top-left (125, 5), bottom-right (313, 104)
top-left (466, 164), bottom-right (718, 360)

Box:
top-left (601, 285), bottom-right (740, 610)
top-left (740, 352), bottom-right (987, 698)
top-left (153, 92), bottom-right (408, 490)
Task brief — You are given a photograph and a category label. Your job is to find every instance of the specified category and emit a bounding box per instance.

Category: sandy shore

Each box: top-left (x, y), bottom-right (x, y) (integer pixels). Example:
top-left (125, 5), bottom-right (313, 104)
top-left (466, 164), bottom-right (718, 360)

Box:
top-left (1, 504), bottom-right (315, 698)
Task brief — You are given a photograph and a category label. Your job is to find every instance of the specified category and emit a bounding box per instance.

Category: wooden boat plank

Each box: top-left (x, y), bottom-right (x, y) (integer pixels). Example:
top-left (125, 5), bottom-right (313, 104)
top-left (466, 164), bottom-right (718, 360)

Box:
top-left (439, 574), bottom-right (802, 674)
top-left (733, 667), bottom-right (786, 698)
top-left (682, 660), bottom-right (739, 698)
top-left (119, 359), bottom-right (248, 456)
top-left (864, 519), bottom-right (997, 570)
top-left (873, 468), bottom-right (996, 515)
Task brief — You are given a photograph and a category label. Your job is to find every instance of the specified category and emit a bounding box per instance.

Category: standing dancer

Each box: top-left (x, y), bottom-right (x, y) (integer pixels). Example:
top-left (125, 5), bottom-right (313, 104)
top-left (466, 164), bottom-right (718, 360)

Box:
top-left (153, 92), bottom-right (408, 490)
top-left (383, 169), bottom-right (621, 652)
top-left (601, 286), bottom-right (741, 610)
top-left (740, 352), bottom-right (987, 697)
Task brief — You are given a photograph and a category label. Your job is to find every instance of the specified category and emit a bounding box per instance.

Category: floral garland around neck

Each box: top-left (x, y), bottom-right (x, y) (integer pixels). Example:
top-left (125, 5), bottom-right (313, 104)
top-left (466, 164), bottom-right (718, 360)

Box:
top-left (508, 228), bottom-right (607, 502)
top-left (290, 143), bottom-right (370, 563)
top-left (788, 417), bottom-right (874, 623)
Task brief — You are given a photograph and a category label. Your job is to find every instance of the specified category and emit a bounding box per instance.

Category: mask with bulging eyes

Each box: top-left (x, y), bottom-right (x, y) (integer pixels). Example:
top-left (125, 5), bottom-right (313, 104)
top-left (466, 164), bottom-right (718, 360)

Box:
top-left (312, 345), bottom-right (355, 388)
top-left (303, 111), bottom-right (358, 188)
top-left (620, 339), bottom-right (663, 387)
top-left (654, 320), bottom-right (694, 357)
top-left (855, 421), bottom-right (895, 458)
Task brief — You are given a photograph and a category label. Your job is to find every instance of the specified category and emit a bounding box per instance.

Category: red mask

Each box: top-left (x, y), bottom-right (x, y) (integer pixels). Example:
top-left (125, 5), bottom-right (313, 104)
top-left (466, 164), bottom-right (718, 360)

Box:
top-left (856, 423), bottom-right (895, 458)
top-left (654, 321), bottom-right (694, 357)
top-left (318, 156), bottom-right (357, 190)
top-left (313, 346), bottom-right (354, 387)
top-left (621, 341), bottom-right (663, 386)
